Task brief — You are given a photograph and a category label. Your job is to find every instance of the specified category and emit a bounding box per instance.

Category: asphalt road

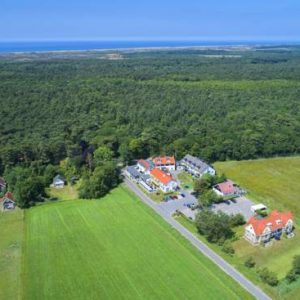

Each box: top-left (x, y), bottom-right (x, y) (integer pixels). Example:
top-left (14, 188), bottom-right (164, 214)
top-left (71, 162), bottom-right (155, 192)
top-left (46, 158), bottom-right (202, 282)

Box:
top-left (124, 178), bottom-right (271, 300)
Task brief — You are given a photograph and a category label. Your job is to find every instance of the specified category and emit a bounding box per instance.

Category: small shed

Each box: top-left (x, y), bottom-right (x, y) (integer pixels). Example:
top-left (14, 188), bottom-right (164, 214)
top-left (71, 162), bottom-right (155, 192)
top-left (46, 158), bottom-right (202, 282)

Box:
top-left (0, 192), bottom-right (16, 211)
top-left (52, 175), bottom-right (65, 189)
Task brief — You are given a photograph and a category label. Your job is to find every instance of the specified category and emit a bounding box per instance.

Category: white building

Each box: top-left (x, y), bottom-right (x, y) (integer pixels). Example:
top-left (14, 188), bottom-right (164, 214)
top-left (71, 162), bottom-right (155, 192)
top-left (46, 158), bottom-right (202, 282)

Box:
top-left (152, 156), bottom-right (176, 171)
top-left (150, 168), bottom-right (178, 193)
top-left (52, 175), bottom-right (65, 189)
top-left (181, 154), bottom-right (215, 177)
top-left (245, 210), bottom-right (294, 245)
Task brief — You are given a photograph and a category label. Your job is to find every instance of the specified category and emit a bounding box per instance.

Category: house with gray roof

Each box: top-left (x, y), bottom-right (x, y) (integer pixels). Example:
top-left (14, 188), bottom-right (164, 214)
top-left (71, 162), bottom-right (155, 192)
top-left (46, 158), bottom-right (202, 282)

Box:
top-left (125, 166), bottom-right (140, 182)
top-left (180, 154), bottom-right (216, 177)
top-left (52, 174), bottom-right (65, 189)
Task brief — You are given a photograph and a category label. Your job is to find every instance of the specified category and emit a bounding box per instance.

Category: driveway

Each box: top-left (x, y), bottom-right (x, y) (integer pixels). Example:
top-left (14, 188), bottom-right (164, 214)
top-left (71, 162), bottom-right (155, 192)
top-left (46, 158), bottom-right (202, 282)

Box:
top-left (124, 178), bottom-right (270, 300)
top-left (211, 196), bottom-right (254, 221)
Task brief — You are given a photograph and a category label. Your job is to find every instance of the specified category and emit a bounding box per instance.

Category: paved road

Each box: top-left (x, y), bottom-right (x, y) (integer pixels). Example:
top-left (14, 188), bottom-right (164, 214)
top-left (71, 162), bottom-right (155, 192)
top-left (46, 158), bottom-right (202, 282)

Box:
top-left (124, 178), bottom-right (271, 300)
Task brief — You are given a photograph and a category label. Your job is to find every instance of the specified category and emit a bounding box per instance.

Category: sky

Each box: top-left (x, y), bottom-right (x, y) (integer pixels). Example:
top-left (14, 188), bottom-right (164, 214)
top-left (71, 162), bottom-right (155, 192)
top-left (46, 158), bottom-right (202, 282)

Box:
top-left (1, 0), bottom-right (300, 41)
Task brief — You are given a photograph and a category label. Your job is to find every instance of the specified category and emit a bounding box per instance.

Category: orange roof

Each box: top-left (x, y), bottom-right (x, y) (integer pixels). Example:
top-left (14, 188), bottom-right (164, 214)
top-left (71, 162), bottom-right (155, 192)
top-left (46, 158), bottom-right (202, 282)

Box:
top-left (248, 210), bottom-right (293, 236)
top-left (150, 168), bottom-right (174, 185)
top-left (153, 156), bottom-right (175, 166)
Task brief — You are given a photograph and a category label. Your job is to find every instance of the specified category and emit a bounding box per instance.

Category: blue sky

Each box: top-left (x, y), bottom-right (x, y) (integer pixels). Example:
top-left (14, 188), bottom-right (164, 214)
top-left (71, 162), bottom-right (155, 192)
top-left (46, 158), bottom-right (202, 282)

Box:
top-left (1, 0), bottom-right (300, 41)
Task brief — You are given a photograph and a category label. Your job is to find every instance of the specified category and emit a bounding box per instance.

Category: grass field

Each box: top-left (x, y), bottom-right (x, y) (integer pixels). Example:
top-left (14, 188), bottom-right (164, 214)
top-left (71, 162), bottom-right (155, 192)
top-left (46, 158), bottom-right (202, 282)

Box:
top-left (23, 185), bottom-right (251, 300)
top-left (0, 209), bottom-right (23, 300)
top-left (214, 156), bottom-right (300, 217)
top-left (177, 172), bottom-right (194, 190)
top-left (47, 184), bottom-right (79, 201)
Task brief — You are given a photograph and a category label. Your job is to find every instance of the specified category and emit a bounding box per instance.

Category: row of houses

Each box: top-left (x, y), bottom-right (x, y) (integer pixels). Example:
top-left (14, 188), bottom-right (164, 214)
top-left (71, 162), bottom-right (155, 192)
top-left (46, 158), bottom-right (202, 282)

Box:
top-left (127, 154), bottom-right (219, 193)
top-left (125, 156), bottom-right (178, 193)
top-left (180, 154), bottom-right (215, 177)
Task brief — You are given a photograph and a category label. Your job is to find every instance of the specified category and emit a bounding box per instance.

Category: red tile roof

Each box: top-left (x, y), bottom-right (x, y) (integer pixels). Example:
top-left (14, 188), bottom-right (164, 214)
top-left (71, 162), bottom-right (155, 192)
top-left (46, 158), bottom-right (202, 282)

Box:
top-left (153, 156), bottom-right (175, 166)
top-left (150, 168), bottom-right (174, 185)
top-left (138, 159), bottom-right (150, 170)
top-left (248, 210), bottom-right (293, 236)
top-left (215, 180), bottom-right (235, 195)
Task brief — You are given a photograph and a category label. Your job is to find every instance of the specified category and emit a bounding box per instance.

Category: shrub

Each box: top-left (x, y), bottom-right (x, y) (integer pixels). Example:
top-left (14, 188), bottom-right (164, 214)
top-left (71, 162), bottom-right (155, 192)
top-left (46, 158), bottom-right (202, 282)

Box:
top-left (257, 267), bottom-right (278, 286)
top-left (244, 257), bottom-right (256, 268)
top-left (230, 213), bottom-right (246, 227)
top-left (222, 241), bottom-right (235, 255)
top-left (285, 255), bottom-right (300, 284)
top-left (195, 210), bottom-right (234, 244)
top-left (286, 269), bottom-right (298, 283)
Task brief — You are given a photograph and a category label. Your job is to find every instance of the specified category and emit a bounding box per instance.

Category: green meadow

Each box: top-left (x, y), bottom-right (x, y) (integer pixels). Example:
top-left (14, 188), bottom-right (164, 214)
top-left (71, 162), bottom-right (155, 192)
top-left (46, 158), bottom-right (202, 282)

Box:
top-left (0, 209), bottom-right (23, 300)
top-left (22, 185), bottom-right (251, 300)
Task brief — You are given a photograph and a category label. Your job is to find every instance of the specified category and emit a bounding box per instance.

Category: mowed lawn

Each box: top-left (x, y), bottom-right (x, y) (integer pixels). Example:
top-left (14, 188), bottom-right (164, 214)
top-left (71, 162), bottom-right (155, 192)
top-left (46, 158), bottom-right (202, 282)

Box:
top-left (0, 209), bottom-right (23, 300)
top-left (23, 186), bottom-right (252, 300)
top-left (215, 156), bottom-right (300, 217)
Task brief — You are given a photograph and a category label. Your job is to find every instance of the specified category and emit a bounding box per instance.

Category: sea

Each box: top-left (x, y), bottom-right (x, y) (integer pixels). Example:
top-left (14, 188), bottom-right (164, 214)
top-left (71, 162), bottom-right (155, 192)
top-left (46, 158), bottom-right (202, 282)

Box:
top-left (0, 40), bottom-right (297, 53)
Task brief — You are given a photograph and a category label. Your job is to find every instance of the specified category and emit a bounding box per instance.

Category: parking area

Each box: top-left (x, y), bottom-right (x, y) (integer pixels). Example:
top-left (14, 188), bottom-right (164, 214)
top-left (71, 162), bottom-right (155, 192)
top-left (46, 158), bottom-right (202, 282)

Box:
top-left (211, 196), bottom-right (254, 221)
top-left (158, 190), bottom-right (198, 216)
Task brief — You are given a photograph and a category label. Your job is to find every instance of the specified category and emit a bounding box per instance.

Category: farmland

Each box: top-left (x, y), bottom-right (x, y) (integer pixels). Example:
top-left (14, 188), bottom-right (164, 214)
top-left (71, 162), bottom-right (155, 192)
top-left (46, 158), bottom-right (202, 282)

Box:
top-left (0, 209), bottom-right (23, 300)
top-left (22, 185), bottom-right (251, 300)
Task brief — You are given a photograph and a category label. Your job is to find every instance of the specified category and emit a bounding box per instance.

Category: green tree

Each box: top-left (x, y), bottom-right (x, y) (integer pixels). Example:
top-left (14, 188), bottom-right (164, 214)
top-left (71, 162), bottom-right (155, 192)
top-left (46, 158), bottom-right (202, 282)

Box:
top-left (14, 176), bottom-right (46, 208)
top-left (194, 178), bottom-right (210, 195)
top-left (230, 214), bottom-right (246, 227)
top-left (244, 257), bottom-right (256, 268)
top-left (199, 190), bottom-right (223, 207)
top-left (195, 210), bottom-right (234, 244)
top-left (257, 268), bottom-right (278, 286)
top-left (43, 164), bottom-right (57, 186)
top-left (79, 162), bottom-right (119, 199)
top-left (94, 145), bottom-right (114, 166)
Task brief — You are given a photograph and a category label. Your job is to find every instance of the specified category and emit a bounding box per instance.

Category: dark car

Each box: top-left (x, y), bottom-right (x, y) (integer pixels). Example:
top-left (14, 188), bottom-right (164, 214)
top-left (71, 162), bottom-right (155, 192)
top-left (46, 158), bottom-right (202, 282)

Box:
top-left (181, 193), bottom-right (185, 198)
top-left (173, 195), bottom-right (178, 200)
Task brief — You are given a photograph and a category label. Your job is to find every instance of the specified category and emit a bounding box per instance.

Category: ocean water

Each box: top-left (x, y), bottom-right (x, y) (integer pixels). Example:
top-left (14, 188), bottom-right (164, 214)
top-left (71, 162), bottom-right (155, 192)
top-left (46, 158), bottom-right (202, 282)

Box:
top-left (0, 40), bottom-right (293, 53)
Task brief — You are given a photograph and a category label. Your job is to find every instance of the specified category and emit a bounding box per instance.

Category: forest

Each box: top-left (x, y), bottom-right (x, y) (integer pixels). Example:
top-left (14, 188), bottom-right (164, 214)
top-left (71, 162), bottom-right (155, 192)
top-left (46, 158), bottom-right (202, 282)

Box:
top-left (1, 46), bottom-right (300, 205)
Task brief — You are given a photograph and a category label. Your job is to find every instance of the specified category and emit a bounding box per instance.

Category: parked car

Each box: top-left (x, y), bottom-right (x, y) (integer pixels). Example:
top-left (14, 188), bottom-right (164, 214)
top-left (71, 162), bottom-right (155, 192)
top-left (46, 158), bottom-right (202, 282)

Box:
top-left (173, 195), bottom-right (178, 200)
top-left (181, 193), bottom-right (185, 198)
top-left (190, 203), bottom-right (198, 210)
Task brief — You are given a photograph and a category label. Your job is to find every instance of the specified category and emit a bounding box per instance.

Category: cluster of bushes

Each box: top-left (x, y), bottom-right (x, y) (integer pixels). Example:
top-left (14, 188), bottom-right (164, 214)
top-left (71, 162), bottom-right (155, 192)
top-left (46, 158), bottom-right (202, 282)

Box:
top-left (193, 174), bottom-right (227, 207)
top-left (257, 268), bottom-right (279, 286)
top-left (195, 209), bottom-right (245, 247)
top-left (244, 257), bottom-right (279, 287)
top-left (285, 255), bottom-right (300, 283)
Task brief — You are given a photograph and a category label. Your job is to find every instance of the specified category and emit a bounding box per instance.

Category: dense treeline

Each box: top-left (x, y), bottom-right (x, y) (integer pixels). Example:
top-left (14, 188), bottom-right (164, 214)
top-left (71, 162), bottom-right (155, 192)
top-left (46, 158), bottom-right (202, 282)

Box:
top-left (1, 47), bottom-right (300, 203)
